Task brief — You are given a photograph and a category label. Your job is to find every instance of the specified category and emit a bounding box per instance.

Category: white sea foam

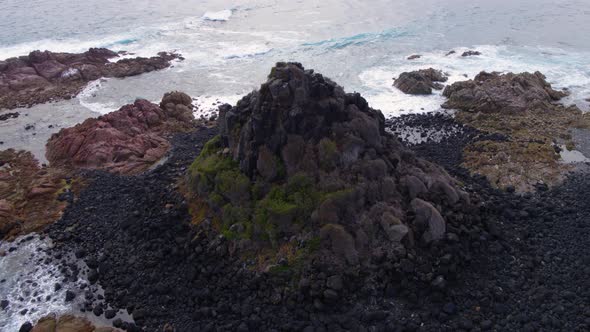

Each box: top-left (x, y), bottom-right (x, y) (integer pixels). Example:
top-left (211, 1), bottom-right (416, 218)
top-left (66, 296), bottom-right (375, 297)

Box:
top-left (202, 9), bottom-right (233, 22)
top-left (215, 42), bottom-right (273, 59)
top-left (78, 79), bottom-right (118, 115)
top-left (359, 67), bottom-right (447, 117)
top-left (359, 45), bottom-right (590, 118)
top-left (0, 235), bottom-right (79, 331)
top-left (192, 94), bottom-right (244, 119)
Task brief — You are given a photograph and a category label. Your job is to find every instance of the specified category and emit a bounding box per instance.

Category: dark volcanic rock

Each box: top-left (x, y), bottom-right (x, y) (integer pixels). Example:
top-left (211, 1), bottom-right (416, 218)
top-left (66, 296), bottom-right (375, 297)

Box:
top-left (45, 92), bottom-right (195, 174)
top-left (0, 48), bottom-right (181, 110)
top-left (387, 110), bottom-right (590, 332)
top-left (65, 290), bottom-right (76, 302)
top-left (198, 62), bottom-right (484, 291)
top-left (407, 54), bottom-right (422, 60)
top-left (461, 50), bottom-right (481, 57)
top-left (18, 322), bottom-right (32, 332)
top-left (394, 68), bottom-right (448, 95)
top-left (0, 112), bottom-right (18, 121)
top-left (442, 71), bottom-right (567, 112)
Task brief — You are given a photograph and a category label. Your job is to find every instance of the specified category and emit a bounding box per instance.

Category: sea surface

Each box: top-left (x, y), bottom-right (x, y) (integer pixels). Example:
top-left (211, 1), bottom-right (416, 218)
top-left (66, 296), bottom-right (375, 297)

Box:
top-left (1, 0), bottom-right (590, 329)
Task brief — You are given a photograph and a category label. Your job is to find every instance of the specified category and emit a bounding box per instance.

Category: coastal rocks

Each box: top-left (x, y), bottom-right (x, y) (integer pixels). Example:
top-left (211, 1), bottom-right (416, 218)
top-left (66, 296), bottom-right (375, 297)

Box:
top-left (46, 92), bottom-right (195, 174)
top-left (0, 111), bottom-right (18, 121)
top-left (0, 149), bottom-right (76, 239)
top-left (442, 71), bottom-right (567, 113)
top-left (461, 50), bottom-right (481, 57)
top-left (407, 54), bottom-right (422, 60)
top-left (29, 314), bottom-right (120, 332)
top-left (0, 48), bottom-right (181, 110)
top-left (191, 62), bottom-right (481, 285)
top-left (394, 68), bottom-right (448, 95)
top-left (441, 71), bottom-right (590, 191)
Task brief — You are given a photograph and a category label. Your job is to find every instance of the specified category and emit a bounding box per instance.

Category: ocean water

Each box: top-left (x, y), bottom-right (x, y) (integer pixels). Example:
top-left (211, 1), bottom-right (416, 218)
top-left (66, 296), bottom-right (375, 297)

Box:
top-left (1, 0), bottom-right (590, 329)
top-left (0, 235), bottom-right (127, 331)
top-left (1, 0), bottom-right (589, 122)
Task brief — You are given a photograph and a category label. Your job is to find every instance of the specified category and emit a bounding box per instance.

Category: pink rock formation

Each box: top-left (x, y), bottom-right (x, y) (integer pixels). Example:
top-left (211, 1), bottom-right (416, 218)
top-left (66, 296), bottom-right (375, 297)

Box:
top-left (46, 92), bottom-right (195, 174)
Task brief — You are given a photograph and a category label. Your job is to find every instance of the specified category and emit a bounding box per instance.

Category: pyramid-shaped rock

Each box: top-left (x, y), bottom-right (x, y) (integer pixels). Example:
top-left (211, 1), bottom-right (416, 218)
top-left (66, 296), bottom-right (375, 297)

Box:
top-left (190, 62), bottom-right (481, 278)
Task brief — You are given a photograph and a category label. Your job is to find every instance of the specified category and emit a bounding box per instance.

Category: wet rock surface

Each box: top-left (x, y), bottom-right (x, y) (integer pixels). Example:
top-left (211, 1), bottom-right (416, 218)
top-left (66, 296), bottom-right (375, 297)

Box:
top-left (441, 71), bottom-right (590, 191)
top-left (0, 150), bottom-right (81, 240)
top-left (45, 92), bottom-right (195, 175)
top-left (0, 48), bottom-right (181, 110)
top-left (0, 111), bottom-right (19, 121)
top-left (27, 314), bottom-right (120, 332)
top-left (394, 68), bottom-right (448, 95)
top-left (442, 71), bottom-right (567, 113)
top-left (461, 50), bottom-right (481, 57)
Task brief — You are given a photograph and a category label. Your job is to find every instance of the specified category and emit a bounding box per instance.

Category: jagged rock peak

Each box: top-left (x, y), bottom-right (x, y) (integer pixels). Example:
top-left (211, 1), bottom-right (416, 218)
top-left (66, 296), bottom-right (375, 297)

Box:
top-left (218, 61), bottom-right (385, 178)
top-left (190, 62), bottom-right (479, 273)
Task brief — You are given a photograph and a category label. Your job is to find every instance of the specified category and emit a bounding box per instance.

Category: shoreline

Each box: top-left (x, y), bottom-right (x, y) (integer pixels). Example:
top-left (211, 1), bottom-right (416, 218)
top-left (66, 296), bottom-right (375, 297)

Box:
top-left (6, 115), bottom-right (586, 331)
top-left (1, 61), bottom-right (589, 331)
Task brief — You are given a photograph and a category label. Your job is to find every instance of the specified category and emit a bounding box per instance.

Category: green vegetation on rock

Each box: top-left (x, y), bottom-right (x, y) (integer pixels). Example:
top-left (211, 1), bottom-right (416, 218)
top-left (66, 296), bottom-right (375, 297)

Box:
top-left (188, 137), bottom-right (325, 249)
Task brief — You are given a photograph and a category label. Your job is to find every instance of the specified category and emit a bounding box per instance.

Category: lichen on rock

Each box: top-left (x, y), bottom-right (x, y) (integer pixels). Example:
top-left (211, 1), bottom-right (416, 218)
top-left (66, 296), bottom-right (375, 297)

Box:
top-left (442, 71), bottom-right (590, 191)
top-left (0, 149), bottom-right (80, 240)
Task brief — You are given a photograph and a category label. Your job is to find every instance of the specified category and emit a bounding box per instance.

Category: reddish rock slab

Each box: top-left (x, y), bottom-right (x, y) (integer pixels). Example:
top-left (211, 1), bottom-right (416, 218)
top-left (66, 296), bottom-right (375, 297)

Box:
top-left (46, 92), bottom-right (195, 174)
top-left (0, 48), bottom-right (182, 110)
top-left (0, 149), bottom-right (77, 240)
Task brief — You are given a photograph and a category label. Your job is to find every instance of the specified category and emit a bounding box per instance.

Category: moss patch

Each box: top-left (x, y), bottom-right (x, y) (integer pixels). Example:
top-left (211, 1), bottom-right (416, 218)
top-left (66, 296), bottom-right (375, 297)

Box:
top-left (187, 138), bottom-right (331, 272)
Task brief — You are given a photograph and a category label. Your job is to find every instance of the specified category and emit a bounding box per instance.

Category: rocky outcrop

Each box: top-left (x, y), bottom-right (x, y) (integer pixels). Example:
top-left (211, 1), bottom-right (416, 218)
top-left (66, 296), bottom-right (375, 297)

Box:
top-left (0, 150), bottom-right (77, 239)
top-left (394, 68), bottom-right (448, 95)
top-left (189, 62), bottom-right (483, 284)
top-left (0, 48), bottom-right (181, 110)
top-left (442, 71), bottom-right (567, 113)
top-left (28, 314), bottom-right (121, 332)
top-left (0, 111), bottom-right (18, 121)
top-left (441, 71), bottom-right (589, 192)
top-left (46, 92), bottom-right (195, 174)
top-left (461, 50), bottom-right (481, 57)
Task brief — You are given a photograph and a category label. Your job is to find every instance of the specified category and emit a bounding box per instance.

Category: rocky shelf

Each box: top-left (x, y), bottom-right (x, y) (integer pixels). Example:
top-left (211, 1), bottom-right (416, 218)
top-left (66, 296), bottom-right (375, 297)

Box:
top-left (0, 48), bottom-right (182, 110)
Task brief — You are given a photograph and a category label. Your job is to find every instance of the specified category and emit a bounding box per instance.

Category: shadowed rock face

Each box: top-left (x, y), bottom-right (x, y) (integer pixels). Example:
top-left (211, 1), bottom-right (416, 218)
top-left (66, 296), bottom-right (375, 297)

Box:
top-left (46, 92), bottom-right (195, 175)
top-left (0, 48), bottom-right (181, 110)
top-left (442, 71), bottom-right (567, 113)
top-left (191, 62), bottom-right (481, 278)
top-left (394, 68), bottom-right (448, 95)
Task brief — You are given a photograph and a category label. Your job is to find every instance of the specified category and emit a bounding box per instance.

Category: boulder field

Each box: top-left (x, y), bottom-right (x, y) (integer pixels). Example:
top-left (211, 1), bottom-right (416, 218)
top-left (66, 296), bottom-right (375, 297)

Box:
top-left (46, 91), bottom-right (196, 175)
top-left (35, 63), bottom-right (590, 331)
top-left (0, 48), bottom-right (181, 110)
